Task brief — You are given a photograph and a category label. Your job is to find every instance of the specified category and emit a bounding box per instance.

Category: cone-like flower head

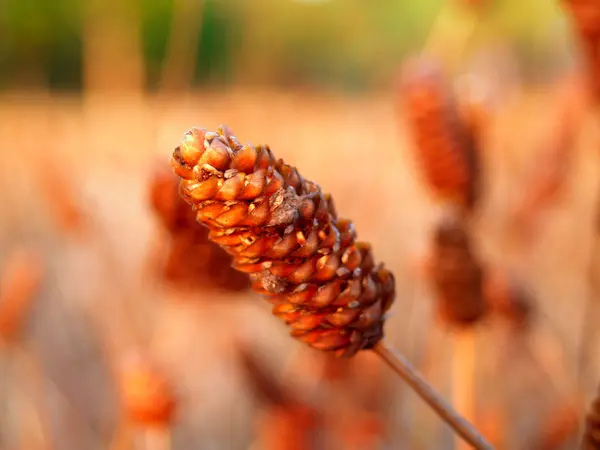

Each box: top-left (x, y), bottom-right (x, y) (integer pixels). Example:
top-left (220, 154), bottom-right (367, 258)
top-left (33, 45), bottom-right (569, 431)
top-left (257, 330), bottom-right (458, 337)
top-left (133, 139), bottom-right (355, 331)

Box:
top-left (169, 126), bottom-right (395, 356)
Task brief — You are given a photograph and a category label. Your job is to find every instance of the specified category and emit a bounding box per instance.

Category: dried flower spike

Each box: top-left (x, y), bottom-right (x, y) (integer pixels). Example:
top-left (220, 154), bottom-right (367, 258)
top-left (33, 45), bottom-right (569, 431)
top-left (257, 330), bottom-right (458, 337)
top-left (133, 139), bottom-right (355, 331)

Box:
top-left (170, 126), bottom-right (491, 450)
top-left (149, 161), bottom-right (249, 292)
top-left (0, 248), bottom-right (44, 343)
top-left (398, 57), bottom-right (480, 213)
top-left (429, 213), bottom-right (486, 327)
top-left (170, 126), bottom-right (395, 357)
top-left (584, 387), bottom-right (600, 449)
top-left (119, 355), bottom-right (177, 427)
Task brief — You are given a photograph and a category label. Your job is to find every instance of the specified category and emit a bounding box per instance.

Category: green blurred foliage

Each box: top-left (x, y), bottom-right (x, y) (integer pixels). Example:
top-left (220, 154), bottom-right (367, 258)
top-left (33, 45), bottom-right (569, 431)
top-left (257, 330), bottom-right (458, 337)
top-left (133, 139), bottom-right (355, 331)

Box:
top-left (0, 0), bottom-right (575, 91)
top-left (0, 0), bottom-right (82, 88)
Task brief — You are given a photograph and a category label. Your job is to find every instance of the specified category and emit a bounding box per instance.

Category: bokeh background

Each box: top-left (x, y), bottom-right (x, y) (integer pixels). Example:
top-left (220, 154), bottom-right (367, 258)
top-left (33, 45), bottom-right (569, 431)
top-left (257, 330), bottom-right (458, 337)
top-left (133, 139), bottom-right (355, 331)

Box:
top-left (0, 0), bottom-right (599, 449)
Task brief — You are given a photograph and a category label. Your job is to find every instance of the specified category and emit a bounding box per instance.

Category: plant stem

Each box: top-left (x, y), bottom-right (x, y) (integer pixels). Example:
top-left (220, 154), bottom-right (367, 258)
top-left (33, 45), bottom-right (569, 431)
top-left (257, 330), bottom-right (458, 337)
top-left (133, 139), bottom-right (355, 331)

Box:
top-left (373, 339), bottom-right (494, 450)
top-left (451, 330), bottom-right (477, 450)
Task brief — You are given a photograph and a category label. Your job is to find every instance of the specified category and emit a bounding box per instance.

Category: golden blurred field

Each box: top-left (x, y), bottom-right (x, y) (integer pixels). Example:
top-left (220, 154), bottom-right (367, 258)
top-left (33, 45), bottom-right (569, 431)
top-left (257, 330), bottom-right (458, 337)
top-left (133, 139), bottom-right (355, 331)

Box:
top-left (0, 82), bottom-right (598, 449)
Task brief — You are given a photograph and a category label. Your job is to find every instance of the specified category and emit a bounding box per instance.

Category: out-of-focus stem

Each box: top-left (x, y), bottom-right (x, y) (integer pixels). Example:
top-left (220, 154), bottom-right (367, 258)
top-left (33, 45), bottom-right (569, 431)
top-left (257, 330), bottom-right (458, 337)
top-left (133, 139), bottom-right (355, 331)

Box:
top-left (373, 339), bottom-right (493, 450)
top-left (451, 330), bottom-right (477, 450)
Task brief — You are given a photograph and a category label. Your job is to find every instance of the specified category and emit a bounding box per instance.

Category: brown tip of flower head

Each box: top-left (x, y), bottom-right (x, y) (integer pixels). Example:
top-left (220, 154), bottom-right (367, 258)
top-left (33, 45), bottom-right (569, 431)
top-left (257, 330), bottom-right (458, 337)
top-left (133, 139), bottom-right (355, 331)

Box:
top-left (483, 270), bottom-right (534, 330)
top-left (584, 388), bottom-right (600, 449)
top-left (169, 126), bottom-right (395, 357)
top-left (148, 159), bottom-right (250, 292)
top-left (398, 56), bottom-right (480, 213)
top-left (0, 248), bottom-right (44, 343)
top-left (119, 355), bottom-right (177, 427)
top-left (429, 212), bottom-right (486, 327)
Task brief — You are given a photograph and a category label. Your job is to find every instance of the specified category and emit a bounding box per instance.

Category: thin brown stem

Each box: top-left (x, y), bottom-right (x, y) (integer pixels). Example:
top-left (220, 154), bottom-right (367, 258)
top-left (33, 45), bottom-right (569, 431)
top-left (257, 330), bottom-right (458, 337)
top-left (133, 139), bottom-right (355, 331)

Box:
top-left (373, 339), bottom-right (494, 450)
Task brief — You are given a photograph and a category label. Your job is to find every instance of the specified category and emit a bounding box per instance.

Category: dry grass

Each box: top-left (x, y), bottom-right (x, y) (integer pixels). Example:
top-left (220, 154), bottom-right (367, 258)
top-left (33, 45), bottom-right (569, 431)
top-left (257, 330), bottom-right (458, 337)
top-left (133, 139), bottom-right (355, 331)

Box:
top-left (0, 87), bottom-right (598, 448)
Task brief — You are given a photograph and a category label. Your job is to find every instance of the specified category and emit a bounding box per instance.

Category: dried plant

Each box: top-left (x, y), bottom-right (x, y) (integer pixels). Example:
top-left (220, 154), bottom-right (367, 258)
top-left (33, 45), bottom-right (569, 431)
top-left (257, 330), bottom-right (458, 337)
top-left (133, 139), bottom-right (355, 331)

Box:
top-left (583, 386), bottom-right (600, 449)
top-left (0, 248), bottom-right (44, 344)
top-left (170, 126), bottom-right (395, 357)
top-left (148, 161), bottom-right (249, 292)
top-left (398, 57), bottom-right (481, 214)
top-left (425, 210), bottom-right (487, 449)
top-left (169, 125), bottom-right (492, 449)
top-left (429, 213), bottom-right (486, 327)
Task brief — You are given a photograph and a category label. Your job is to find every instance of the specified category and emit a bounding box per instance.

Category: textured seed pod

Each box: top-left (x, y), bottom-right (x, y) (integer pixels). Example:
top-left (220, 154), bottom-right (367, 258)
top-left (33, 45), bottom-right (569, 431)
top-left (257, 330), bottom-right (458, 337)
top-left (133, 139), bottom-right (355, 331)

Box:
top-left (149, 161), bottom-right (249, 292)
top-left (119, 355), bottom-right (177, 427)
top-left (398, 56), bottom-right (480, 213)
top-left (0, 248), bottom-right (44, 343)
top-left (584, 388), bottom-right (600, 449)
top-left (169, 126), bottom-right (395, 357)
top-left (483, 270), bottom-right (534, 330)
top-left (429, 213), bottom-right (486, 327)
